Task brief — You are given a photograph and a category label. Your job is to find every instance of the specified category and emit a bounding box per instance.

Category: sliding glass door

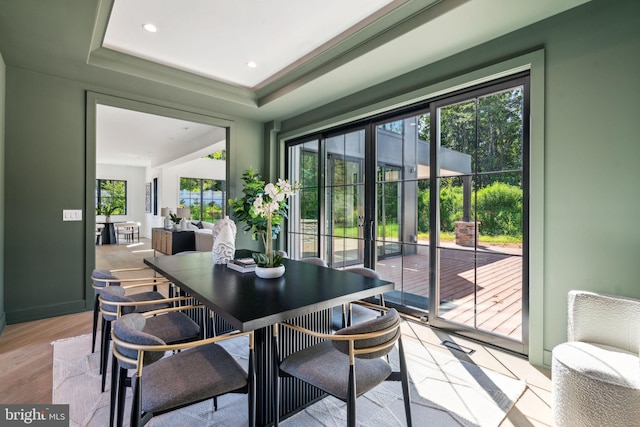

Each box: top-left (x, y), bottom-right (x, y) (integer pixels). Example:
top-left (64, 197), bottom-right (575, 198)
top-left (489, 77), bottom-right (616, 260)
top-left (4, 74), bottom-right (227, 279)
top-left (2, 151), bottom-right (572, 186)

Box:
top-left (286, 74), bottom-right (529, 354)
top-left (429, 79), bottom-right (528, 353)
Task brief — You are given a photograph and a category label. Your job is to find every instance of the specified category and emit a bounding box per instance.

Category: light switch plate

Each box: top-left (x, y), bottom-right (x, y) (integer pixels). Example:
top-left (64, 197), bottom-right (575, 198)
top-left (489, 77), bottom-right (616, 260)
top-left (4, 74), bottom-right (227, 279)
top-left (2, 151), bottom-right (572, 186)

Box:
top-left (63, 209), bottom-right (83, 221)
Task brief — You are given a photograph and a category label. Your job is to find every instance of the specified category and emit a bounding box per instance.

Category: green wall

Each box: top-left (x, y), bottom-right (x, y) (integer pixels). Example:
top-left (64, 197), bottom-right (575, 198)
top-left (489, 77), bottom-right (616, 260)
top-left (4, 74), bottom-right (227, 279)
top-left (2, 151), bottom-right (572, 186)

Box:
top-left (3, 68), bottom-right (263, 324)
top-left (279, 0), bottom-right (640, 365)
top-left (0, 52), bottom-right (5, 334)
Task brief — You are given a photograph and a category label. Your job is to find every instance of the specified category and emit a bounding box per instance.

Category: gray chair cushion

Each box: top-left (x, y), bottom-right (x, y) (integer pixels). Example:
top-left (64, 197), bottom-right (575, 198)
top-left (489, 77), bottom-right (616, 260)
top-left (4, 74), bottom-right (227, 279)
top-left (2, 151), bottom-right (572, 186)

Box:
top-left (333, 308), bottom-right (400, 359)
top-left (143, 312), bottom-right (201, 346)
top-left (100, 286), bottom-right (169, 320)
top-left (350, 304), bottom-right (379, 324)
top-left (141, 342), bottom-right (248, 413)
top-left (93, 269), bottom-right (121, 289)
top-left (279, 340), bottom-right (391, 400)
top-left (113, 313), bottom-right (166, 369)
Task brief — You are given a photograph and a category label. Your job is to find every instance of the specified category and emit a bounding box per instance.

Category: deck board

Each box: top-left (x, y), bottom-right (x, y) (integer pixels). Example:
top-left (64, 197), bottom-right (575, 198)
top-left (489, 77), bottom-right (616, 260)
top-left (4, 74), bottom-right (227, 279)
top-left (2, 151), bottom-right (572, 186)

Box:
top-left (371, 244), bottom-right (523, 341)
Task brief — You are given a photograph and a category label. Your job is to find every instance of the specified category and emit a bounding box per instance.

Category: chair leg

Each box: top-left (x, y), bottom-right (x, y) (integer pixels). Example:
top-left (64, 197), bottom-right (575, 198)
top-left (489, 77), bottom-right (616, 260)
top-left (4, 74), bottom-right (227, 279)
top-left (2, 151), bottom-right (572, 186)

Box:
top-left (398, 338), bottom-right (412, 427)
top-left (109, 354), bottom-right (118, 427)
top-left (117, 368), bottom-right (128, 427)
top-left (248, 347), bottom-right (256, 427)
top-left (347, 364), bottom-right (357, 427)
top-left (92, 294), bottom-right (100, 353)
top-left (342, 304), bottom-right (347, 329)
top-left (130, 376), bottom-right (141, 427)
top-left (99, 318), bottom-right (108, 375)
top-left (101, 320), bottom-right (112, 392)
top-left (348, 303), bottom-right (353, 327)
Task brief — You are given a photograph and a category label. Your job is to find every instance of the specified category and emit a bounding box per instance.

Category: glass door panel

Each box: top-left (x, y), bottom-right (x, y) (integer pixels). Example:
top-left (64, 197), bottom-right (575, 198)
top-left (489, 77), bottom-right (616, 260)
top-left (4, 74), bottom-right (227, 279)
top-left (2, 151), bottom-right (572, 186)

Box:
top-left (377, 174), bottom-right (402, 258)
top-left (374, 115), bottom-right (431, 312)
top-left (287, 140), bottom-right (320, 259)
top-left (325, 130), bottom-right (366, 268)
top-left (431, 83), bottom-right (526, 351)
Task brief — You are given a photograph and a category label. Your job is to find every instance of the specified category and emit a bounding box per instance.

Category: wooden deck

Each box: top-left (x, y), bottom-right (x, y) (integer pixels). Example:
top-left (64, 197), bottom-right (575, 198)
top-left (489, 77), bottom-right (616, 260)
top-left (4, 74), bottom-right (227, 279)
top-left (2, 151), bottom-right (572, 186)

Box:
top-left (372, 243), bottom-right (523, 341)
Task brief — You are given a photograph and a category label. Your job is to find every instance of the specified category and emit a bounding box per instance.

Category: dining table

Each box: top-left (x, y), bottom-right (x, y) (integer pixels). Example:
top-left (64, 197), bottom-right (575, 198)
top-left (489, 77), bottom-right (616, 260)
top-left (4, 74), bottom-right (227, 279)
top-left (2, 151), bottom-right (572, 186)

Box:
top-left (144, 251), bottom-right (394, 426)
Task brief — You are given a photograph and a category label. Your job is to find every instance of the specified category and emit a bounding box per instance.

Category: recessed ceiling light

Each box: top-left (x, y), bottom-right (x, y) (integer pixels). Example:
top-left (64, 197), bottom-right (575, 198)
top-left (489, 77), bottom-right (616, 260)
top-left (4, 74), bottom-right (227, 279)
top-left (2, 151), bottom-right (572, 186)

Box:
top-left (246, 61), bottom-right (257, 69)
top-left (142, 23), bottom-right (158, 33)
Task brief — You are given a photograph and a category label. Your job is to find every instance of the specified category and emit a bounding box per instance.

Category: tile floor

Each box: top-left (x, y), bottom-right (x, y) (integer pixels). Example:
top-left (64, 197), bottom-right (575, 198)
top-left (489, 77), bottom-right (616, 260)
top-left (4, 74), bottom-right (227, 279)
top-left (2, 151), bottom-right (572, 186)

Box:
top-left (400, 321), bottom-right (554, 426)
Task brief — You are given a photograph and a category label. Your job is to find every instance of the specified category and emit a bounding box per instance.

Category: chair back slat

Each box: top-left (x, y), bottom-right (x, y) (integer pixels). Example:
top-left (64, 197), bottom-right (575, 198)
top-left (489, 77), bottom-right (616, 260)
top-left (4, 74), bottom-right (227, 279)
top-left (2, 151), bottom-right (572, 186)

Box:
top-left (92, 269), bottom-right (121, 288)
top-left (333, 308), bottom-right (400, 359)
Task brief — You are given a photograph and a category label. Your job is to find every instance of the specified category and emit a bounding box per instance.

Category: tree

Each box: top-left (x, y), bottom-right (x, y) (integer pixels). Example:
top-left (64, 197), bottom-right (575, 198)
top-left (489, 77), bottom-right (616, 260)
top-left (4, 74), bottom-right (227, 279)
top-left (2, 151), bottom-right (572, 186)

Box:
top-left (96, 180), bottom-right (125, 215)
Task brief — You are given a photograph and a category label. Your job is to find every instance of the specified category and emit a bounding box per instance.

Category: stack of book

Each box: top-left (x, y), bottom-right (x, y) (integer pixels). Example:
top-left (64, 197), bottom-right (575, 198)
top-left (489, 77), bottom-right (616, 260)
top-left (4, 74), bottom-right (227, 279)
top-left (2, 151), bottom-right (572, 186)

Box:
top-left (227, 257), bottom-right (257, 273)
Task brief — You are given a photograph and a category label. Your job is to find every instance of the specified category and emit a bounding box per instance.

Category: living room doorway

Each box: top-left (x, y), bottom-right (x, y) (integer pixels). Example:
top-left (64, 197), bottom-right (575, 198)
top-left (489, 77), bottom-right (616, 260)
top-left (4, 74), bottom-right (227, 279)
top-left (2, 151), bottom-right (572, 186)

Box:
top-left (86, 92), bottom-right (233, 277)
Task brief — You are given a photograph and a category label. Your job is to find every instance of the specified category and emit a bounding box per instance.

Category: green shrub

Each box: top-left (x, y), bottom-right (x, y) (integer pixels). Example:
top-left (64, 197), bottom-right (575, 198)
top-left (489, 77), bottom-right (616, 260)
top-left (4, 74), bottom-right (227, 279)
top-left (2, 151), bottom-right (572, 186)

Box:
top-left (417, 181), bottom-right (522, 239)
top-left (439, 184), bottom-right (463, 232)
top-left (475, 182), bottom-right (522, 237)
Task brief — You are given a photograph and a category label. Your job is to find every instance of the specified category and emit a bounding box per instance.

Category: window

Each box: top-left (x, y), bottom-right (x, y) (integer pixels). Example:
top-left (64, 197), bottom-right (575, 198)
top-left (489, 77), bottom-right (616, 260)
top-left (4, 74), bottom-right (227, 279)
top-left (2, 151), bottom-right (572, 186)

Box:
top-left (205, 149), bottom-right (226, 160)
top-left (180, 178), bottom-right (226, 222)
top-left (96, 179), bottom-right (127, 215)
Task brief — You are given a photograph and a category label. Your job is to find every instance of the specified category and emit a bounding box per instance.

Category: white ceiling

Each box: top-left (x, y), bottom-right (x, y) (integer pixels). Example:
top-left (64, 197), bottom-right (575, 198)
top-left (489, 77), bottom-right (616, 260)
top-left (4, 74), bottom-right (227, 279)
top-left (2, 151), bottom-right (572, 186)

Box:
top-left (103, 0), bottom-right (400, 89)
top-left (97, 105), bottom-right (226, 168)
top-left (95, 0), bottom-right (590, 166)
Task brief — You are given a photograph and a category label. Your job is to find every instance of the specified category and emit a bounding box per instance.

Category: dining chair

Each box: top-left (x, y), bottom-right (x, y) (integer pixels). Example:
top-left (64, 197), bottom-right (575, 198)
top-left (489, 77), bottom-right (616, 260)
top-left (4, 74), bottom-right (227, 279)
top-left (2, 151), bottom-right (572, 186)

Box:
top-left (300, 257), bottom-right (351, 328)
top-left (115, 221), bottom-right (140, 244)
top-left (112, 312), bottom-right (256, 427)
top-left (300, 257), bottom-right (328, 267)
top-left (272, 308), bottom-right (411, 427)
top-left (109, 303), bottom-right (204, 427)
top-left (342, 267), bottom-right (387, 328)
top-left (98, 285), bottom-right (178, 393)
top-left (91, 267), bottom-right (171, 354)
top-left (96, 223), bottom-right (105, 245)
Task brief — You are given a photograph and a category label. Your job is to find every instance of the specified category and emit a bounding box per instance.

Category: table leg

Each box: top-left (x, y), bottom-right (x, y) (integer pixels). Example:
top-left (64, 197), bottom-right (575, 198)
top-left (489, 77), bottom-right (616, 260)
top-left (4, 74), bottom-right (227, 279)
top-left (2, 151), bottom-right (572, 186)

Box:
top-left (254, 309), bottom-right (332, 426)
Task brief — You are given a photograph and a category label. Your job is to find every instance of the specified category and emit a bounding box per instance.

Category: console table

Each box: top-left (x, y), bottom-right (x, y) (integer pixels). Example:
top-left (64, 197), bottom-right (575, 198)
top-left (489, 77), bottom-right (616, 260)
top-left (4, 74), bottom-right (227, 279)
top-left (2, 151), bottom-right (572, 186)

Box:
top-left (151, 228), bottom-right (195, 255)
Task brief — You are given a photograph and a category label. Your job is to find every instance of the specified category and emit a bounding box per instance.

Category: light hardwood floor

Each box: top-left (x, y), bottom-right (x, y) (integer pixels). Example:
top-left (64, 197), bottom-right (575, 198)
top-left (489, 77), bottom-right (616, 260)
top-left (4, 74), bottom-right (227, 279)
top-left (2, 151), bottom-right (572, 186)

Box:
top-left (0, 237), bottom-right (555, 426)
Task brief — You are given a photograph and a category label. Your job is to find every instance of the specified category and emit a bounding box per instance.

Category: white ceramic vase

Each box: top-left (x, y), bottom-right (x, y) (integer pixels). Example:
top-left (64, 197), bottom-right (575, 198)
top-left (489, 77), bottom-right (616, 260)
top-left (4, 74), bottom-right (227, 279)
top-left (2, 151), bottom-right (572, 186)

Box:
top-left (212, 216), bottom-right (237, 264)
top-left (255, 265), bottom-right (285, 279)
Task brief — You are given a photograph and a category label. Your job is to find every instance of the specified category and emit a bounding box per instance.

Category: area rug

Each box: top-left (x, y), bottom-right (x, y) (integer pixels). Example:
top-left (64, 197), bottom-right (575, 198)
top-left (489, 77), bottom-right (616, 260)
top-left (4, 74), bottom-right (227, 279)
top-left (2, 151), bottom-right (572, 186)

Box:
top-left (52, 333), bottom-right (526, 426)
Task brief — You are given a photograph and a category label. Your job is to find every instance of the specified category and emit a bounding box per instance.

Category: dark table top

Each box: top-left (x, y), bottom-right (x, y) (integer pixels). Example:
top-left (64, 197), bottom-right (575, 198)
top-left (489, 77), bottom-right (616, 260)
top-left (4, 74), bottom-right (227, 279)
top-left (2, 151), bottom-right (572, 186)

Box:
top-left (144, 252), bottom-right (394, 331)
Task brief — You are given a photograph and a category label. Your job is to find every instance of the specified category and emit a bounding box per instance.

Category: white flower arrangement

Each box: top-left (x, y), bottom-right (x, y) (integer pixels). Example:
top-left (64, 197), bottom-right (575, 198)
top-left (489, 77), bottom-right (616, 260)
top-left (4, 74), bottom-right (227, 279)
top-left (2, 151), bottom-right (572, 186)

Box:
top-left (251, 178), bottom-right (300, 267)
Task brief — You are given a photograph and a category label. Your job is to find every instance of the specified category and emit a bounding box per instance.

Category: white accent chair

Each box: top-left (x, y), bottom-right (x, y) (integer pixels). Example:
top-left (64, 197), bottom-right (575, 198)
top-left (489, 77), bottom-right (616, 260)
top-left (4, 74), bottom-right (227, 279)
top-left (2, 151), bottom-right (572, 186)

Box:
top-left (551, 290), bottom-right (640, 427)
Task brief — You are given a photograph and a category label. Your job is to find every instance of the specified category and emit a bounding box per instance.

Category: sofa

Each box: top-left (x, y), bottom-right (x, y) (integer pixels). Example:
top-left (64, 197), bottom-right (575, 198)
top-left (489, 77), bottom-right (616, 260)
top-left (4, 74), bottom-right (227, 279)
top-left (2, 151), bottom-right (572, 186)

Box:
top-left (187, 221), bottom-right (217, 251)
